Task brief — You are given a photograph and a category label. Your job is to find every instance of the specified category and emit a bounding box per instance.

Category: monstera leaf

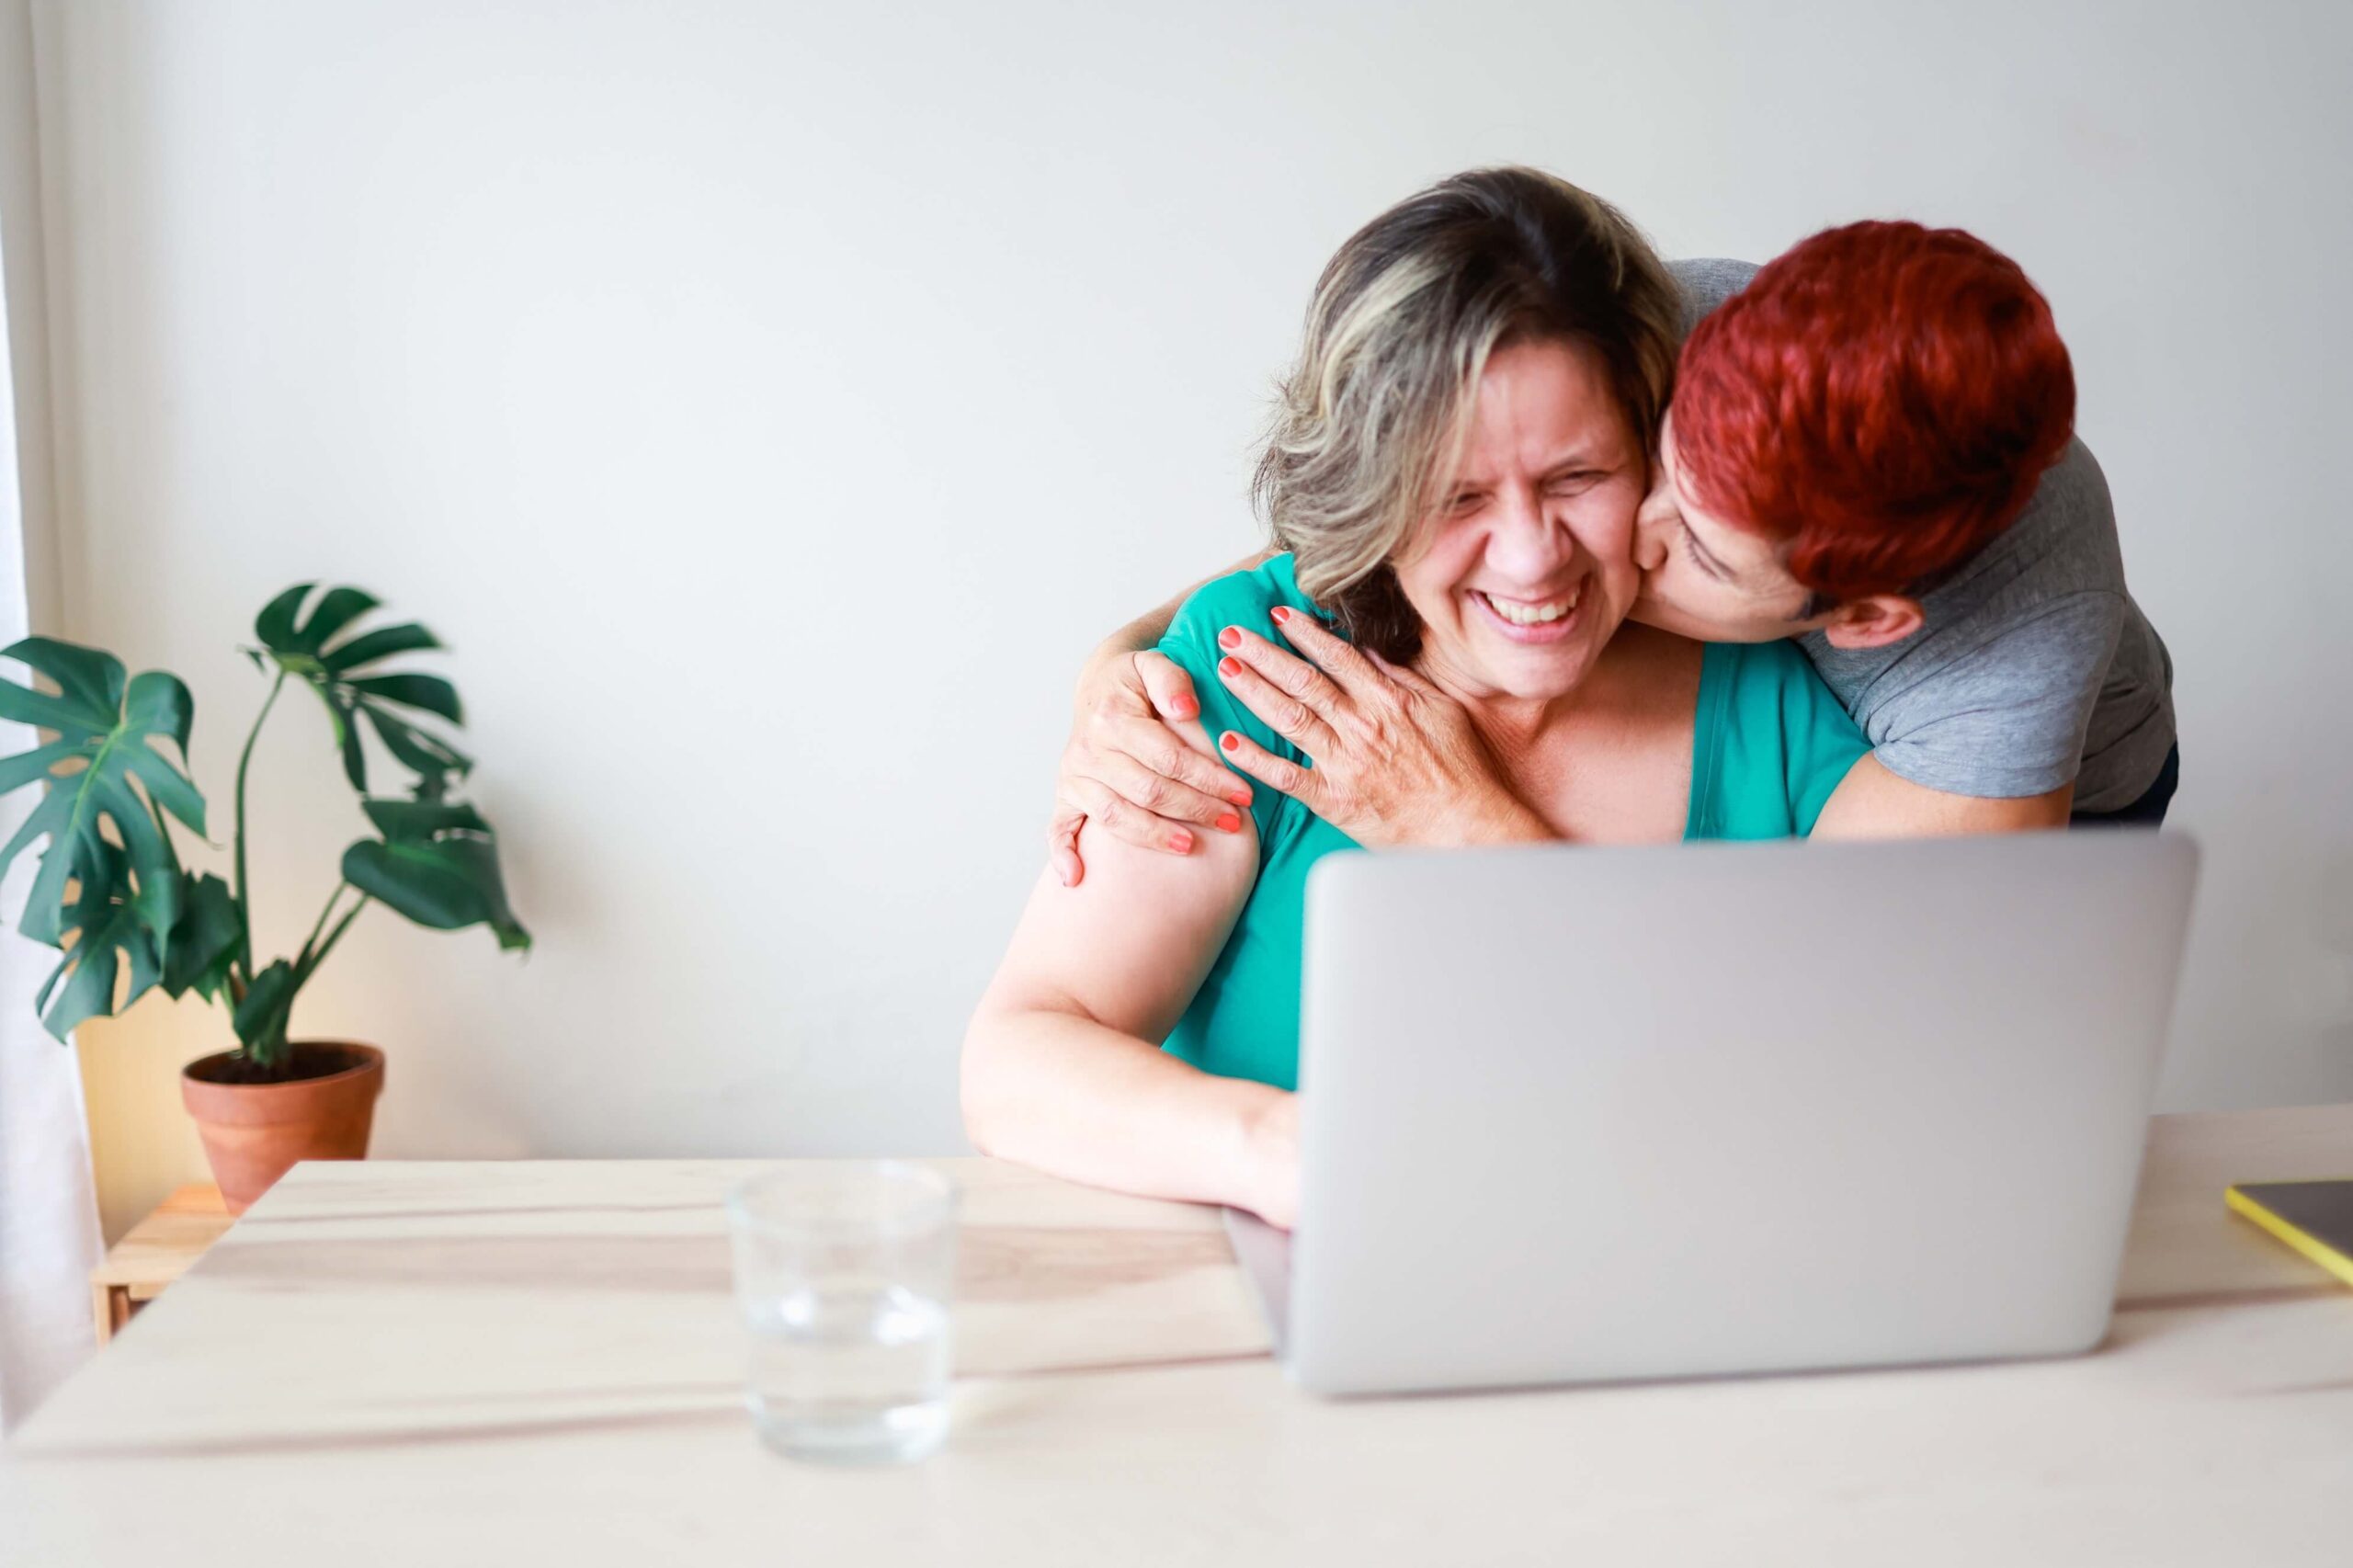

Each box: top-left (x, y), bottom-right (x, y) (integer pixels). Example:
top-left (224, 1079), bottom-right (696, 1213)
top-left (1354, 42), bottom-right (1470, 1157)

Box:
top-left (29, 846), bottom-right (236, 1040)
top-left (0, 638), bottom-right (207, 951)
top-left (160, 871), bottom-right (244, 1005)
top-left (341, 799), bottom-right (530, 952)
top-left (32, 840), bottom-right (163, 1040)
top-left (249, 584), bottom-right (471, 799)
top-left (0, 638), bottom-right (233, 1037)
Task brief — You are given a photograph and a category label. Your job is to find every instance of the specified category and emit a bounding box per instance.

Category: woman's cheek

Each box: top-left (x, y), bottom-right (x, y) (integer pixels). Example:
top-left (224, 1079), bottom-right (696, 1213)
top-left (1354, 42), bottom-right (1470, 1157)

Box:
top-left (1415, 519), bottom-right (1486, 597)
top-left (1579, 480), bottom-right (1641, 548)
top-left (1581, 484), bottom-right (1645, 600)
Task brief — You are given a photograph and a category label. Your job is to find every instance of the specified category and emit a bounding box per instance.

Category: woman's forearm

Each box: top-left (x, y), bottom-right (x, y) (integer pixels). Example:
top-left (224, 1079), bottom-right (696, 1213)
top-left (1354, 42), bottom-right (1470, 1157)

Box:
top-left (1098, 547), bottom-right (1278, 656)
top-left (962, 1002), bottom-right (1288, 1213)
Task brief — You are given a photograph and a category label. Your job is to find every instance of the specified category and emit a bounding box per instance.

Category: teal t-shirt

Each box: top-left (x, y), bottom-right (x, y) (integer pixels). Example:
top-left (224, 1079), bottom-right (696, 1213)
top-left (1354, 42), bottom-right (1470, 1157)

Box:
top-left (1160, 555), bottom-right (1869, 1090)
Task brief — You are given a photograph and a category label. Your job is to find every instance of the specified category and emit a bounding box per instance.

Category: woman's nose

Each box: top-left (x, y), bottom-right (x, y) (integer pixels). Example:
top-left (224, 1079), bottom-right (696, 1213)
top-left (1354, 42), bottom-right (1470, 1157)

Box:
top-left (1485, 486), bottom-right (1577, 579)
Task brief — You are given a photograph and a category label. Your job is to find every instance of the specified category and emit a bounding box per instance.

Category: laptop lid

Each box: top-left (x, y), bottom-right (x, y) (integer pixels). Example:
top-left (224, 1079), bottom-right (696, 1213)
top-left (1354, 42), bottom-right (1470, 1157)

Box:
top-left (1287, 832), bottom-right (2199, 1396)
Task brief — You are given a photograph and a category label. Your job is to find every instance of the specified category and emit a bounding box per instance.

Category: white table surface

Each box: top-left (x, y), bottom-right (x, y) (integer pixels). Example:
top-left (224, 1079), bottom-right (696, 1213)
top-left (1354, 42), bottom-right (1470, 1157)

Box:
top-left (4, 1105), bottom-right (2349, 1566)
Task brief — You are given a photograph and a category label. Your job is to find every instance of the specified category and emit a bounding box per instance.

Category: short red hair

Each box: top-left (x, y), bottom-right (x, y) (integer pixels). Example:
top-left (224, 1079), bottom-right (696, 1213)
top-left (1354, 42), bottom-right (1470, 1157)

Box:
top-left (1672, 221), bottom-right (2075, 602)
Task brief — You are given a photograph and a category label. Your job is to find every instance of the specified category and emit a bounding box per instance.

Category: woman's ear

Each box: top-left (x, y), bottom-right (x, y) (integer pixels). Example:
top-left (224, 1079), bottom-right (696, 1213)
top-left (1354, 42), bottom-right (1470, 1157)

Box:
top-left (1817, 594), bottom-right (1926, 651)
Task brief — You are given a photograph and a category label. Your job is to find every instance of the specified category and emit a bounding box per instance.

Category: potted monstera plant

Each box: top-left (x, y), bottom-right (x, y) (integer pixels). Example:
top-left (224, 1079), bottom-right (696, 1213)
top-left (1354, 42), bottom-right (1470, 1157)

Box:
top-left (0, 584), bottom-right (529, 1210)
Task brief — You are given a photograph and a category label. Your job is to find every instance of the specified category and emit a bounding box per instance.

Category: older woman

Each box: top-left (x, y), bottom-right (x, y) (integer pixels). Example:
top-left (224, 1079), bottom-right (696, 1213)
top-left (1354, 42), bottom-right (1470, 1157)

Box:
top-left (961, 169), bottom-right (1868, 1227)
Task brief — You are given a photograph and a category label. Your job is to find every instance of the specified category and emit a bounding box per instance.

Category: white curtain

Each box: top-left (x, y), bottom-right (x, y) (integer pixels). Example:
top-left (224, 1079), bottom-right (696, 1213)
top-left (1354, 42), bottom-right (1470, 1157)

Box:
top-left (0, 0), bottom-right (103, 1432)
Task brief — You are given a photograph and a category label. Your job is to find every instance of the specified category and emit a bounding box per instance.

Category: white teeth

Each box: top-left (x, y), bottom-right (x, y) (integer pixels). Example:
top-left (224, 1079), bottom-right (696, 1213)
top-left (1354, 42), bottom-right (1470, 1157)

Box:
top-left (1482, 588), bottom-right (1580, 626)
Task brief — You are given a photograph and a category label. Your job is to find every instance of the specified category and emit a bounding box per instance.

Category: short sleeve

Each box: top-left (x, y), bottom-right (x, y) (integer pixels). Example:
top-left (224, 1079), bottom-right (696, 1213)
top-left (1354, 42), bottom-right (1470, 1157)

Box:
top-left (1864, 591), bottom-right (2125, 799)
top-left (1156, 557), bottom-right (1324, 844)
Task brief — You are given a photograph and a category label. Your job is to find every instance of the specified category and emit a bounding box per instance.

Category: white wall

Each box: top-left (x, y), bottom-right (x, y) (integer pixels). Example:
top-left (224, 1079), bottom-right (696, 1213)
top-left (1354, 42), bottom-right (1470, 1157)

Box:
top-left (26, 0), bottom-right (2352, 1236)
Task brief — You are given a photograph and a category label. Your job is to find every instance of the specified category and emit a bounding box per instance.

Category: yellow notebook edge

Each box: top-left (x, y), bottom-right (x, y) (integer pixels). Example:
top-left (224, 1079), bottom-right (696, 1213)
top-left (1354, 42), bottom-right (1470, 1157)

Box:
top-left (2224, 1184), bottom-right (2353, 1290)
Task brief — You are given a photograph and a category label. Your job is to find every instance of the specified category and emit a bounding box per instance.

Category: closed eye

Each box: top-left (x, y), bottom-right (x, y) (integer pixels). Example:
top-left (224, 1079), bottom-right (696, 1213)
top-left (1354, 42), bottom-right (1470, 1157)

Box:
top-left (1679, 522), bottom-right (1727, 580)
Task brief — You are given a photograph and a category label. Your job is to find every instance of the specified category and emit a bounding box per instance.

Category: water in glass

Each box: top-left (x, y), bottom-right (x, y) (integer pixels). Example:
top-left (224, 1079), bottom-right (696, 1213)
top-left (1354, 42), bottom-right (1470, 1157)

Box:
top-left (745, 1281), bottom-right (951, 1462)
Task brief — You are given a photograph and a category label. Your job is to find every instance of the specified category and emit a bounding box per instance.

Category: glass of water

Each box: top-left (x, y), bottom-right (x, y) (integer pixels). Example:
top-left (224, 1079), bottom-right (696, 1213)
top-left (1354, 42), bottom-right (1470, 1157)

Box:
top-left (724, 1161), bottom-right (959, 1464)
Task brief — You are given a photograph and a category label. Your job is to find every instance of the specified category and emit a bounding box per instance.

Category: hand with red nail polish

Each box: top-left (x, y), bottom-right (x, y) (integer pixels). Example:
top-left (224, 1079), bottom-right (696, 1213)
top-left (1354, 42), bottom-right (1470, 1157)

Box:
top-left (1051, 637), bottom-right (1247, 886)
top-left (1211, 598), bottom-right (1549, 850)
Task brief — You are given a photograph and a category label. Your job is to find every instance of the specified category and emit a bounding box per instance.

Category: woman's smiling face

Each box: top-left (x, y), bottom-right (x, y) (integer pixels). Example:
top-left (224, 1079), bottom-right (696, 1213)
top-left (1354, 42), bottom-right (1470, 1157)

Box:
top-left (1392, 336), bottom-right (1646, 703)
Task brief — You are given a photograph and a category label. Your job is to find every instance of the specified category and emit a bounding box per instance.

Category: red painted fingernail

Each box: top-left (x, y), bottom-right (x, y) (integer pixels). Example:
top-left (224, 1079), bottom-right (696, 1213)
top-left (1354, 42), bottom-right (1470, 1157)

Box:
top-left (1229, 786), bottom-right (1253, 806)
top-left (1218, 627), bottom-right (1241, 650)
top-left (1167, 830), bottom-right (1193, 853)
top-left (1171, 697), bottom-right (1198, 718)
top-left (1270, 606), bottom-right (1291, 623)
top-left (1221, 732), bottom-right (1241, 752)
top-left (1219, 656), bottom-right (1243, 677)
top-left (1215, 812), bottom-right (1242, 834)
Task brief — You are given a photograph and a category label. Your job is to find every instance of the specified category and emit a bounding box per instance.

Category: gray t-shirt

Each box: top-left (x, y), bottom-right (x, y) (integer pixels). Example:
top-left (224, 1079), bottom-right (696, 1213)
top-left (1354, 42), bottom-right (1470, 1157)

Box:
top-left (1671, 258), bottom-right (2176, 811)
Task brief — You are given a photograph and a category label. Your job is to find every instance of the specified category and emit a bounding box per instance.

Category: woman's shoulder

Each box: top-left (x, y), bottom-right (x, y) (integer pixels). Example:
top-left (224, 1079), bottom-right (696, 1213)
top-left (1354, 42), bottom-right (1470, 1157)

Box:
top-left (1697, 637), bottom-right (1870, 838)
top-left (1705, 634), bottom-right (1866, 740)
top-left (1164, 552), bottom-right (1314, 661)
top-left (1708, 635), bottom-right (1818, 691)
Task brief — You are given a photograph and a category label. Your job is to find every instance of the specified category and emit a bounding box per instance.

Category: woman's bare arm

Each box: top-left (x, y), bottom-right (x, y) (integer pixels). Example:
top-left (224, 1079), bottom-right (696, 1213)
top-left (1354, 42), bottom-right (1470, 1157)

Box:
top-left (1813, 755), bottom-right (2074, 837)
top-left (970, 731), bottom-right (1299, 1222)
top-left (1097, 546), bottom-right (1279, 658)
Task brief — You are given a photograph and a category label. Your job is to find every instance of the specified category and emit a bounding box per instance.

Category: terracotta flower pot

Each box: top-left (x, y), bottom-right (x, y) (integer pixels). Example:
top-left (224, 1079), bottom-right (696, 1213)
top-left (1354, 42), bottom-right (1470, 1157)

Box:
top-left (180, 1041), bottom-right (386, 1214)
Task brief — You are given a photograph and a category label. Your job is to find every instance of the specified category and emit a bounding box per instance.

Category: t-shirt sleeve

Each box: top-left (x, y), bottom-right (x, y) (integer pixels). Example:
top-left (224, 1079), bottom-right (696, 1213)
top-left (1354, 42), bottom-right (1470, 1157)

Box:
top-left (1864, 590), bottom-right (2126, 800)
top-left (1774, 649), bottom-right (1873, 835)
top-left (1156, 562), bottom-right (1317, 844)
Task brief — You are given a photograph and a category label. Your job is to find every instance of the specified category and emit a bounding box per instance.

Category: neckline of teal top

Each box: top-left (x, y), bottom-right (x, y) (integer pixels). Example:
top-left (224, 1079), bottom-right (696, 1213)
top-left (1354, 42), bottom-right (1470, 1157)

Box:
top-left (1154, 554), bottom-right (1869, 1092)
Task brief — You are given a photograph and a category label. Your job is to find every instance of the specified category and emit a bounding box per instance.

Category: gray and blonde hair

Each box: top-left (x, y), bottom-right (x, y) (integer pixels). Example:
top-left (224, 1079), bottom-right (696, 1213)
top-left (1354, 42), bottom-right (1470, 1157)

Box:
top-left (1253, 167), bottom-right (1682, 660)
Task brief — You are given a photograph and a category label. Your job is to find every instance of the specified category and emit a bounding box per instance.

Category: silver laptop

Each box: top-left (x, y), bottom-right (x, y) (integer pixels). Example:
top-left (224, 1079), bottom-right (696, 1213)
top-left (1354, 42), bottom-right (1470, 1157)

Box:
top-left (1226, 830), bottom-right (2200, 1397)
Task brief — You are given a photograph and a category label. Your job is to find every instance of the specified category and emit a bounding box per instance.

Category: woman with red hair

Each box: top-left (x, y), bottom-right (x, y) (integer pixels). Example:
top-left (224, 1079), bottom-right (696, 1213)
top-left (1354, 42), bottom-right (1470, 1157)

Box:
top-left (1048, 200), bottom-right (2175, 862)
top-left (1631, 222), bottom-right (2173, 834)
